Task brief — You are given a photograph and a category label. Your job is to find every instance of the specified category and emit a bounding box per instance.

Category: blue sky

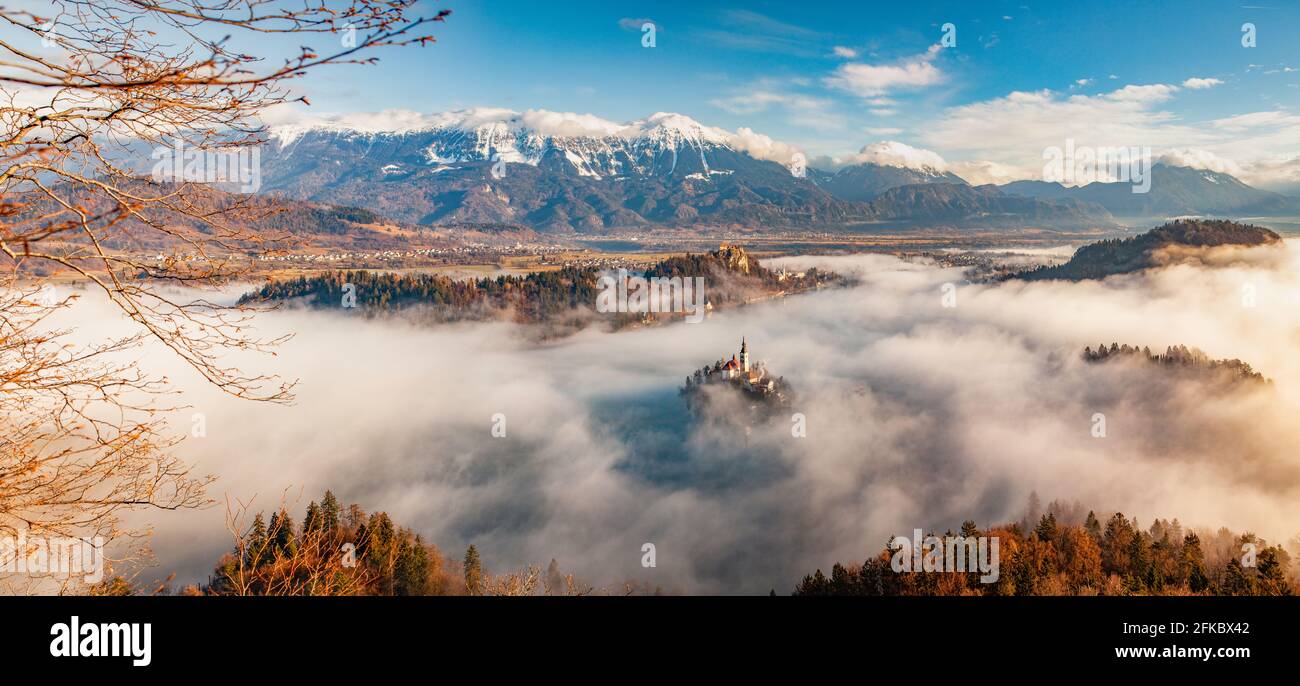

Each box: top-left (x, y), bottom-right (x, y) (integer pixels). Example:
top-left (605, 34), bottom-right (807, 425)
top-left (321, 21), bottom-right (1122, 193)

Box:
top-left (269, 0), bottom-right (1300, 187)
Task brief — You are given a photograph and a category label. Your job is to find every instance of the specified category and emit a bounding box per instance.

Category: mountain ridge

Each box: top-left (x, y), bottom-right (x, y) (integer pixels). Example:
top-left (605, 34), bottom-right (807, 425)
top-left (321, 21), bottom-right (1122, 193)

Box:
top-left (1002, 164), bottom-right (1300, 217)
top-left (258, 111), bottom-right (1109, 232)
top-left (256, 109), bottom-right (1299, 233)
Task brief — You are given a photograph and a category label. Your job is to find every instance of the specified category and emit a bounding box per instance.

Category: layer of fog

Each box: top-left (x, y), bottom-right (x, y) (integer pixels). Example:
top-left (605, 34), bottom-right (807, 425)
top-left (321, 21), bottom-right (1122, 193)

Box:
top-left (70, 240), bottom-right (1300, 593)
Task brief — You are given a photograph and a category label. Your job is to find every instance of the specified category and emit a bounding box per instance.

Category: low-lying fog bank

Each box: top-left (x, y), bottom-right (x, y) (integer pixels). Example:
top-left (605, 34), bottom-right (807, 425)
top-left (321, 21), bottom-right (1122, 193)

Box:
top-left (70, 241), bottom-right (1300, 593)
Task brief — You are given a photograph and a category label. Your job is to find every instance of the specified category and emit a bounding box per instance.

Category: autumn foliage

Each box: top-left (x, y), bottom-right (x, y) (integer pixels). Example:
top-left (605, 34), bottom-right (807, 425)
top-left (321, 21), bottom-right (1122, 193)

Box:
top-left (796, 500), bottom-right (1295, 596)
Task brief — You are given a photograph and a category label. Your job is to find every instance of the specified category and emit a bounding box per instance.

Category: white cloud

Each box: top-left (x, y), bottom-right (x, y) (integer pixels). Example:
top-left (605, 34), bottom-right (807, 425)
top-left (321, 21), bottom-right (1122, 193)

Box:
top-left (261, 105), bottom-right (447, 135)
top-left (618, 17), bottom-right (655, 32)
top-left (709, 87), bottom-right (844, 131)
top-left (708, 91), bottom-right (787, 115)
top-left (728, 126), bottom-right (805, 165)
top-left (518, 109), bottom-right (635, 137)
top-left (697, 10), bottom-right (824, 57)
top-left (921, 84), bottom-right (1201, 180)
top-left (1211, 110), bottom-right (1300, 132)
top-left (1182, 77), bottom-right (1224, 90)
top-left (866, 127), bottom-right (903, 136)
top-left (921, 81), bottom-right (1300, 186)
top-left (1105, 83), bottom-right (1181, 103)
top-left (832, 46), bottom-right (858, 59)
top-left (1238, 155), bottom-right (1300, 194)
top-left (1155, 148), bottom-right (1242, 175)
top-left (947, 159), bottom-right (1022, 185)
top-left (838, 140), bottom-right (947, 171)
top-left (824, 45), bottom-right (944, 97)
top-left (265, 106), bottom-right (632, 140)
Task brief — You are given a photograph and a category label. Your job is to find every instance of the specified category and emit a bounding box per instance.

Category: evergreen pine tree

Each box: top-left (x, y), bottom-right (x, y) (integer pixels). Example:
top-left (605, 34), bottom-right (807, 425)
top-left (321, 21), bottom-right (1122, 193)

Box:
top-left (1223, 557), bottom-right (1253, 596)
top-left (246, 513), bottom-right (268, 567)
top-left (321, 491), bottom-right (341, 531)
top-left (364, 512), bottom-right (398, 591)
top-left (829, 563), bottom-right (854, 596)
top-left (1084, 511), bottom-right (1101, 540)
top-left (1102, 512), bottom-right (1135, 574)
top-left (394, 535), bottom-right (432, 596)
top-left (1127, 531), bottom-right (1149, 592)
top-left (1180, 532), bottom-right (1210, 593)
top-left (271, 509), bottom-right (295, 556)
top-left (303, 501), bottom-right (322, 534)
top-left (1035, 513), bottom-right (1059, 541)
top-left (1256, 547), bottom-right (1288, 595)
top-left (464, 544), bottom-right (483, 595)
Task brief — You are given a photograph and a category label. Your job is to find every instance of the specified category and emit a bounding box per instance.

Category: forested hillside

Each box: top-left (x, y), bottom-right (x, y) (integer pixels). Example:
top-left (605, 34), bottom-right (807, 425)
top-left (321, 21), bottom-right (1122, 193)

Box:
top-left (238, 244), bottom-right (840, 328)
top-left (1083, 342), bottom-right (1268, 385)
top-left (1015, 219), bottom-right (1280, 281)
top-left (795, 500), bottom-right (1294, 596)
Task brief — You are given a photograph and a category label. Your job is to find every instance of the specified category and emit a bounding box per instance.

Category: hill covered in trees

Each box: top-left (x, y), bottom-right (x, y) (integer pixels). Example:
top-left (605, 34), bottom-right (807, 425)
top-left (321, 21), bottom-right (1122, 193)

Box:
top-left (203, 490), bottom-right (459, 596)
top-left (238, 244), bottom-right (840, 332)
top-left (794, 499), bottom-right (1295, 596)
top-left (239, 266), bottom-right (603, 329)
top-left (1014, 219), bottom-right (1281, 281)
top-left (89, 490), bottom-right (659, 596)
top-left (1083, 342), bottom-right (1269, 385)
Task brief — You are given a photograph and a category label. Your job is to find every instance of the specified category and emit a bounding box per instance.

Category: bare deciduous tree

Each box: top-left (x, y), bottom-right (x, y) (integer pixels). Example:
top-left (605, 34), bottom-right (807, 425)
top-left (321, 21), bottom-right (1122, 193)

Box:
top-left (0, 0), bottom-right (449, 586)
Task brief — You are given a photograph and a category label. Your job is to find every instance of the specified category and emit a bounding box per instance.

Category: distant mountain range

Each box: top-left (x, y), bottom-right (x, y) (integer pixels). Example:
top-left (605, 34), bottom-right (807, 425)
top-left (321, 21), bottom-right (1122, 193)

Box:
top-left (254, 109), bottom-right (1300, 233)
top-left (257, 110), bottom-right (1111, 232)
top-left (1003, 164), bottom-right (1300, 217)
top-left (1014, 219), bottom-right (1282, 281)
top-left (806, 163), bottom-right (966, 202)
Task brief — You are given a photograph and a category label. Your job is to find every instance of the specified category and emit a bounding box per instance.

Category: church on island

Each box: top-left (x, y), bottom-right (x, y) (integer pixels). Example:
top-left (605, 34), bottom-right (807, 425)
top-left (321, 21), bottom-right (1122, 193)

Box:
top-left (681, 338), bottom-right (790, 406)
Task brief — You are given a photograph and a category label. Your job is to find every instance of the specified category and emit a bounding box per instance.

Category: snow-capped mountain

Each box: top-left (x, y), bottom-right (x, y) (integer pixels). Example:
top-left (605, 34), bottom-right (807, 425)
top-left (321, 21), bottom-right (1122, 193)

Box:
top-left (809, 163), bottom-right (968, 202)
top-left (268, 109), bottom-right (754, 180)
top-left (257, 108), bottom-right (1110, 232)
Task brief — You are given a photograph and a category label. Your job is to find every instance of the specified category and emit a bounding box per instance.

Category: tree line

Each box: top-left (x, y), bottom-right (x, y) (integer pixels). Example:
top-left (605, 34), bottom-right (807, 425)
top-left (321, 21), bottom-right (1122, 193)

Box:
top-left (89, 490), bottom-right (662, 596)
top-left (1083, 342), bottom-right (1267, 384)
top-left (795, 497), bottom-right (1294, 596)
top-left (238, 267), bottom-right (604, 324)
top-left (239, 245), bottom-right (841, 326)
